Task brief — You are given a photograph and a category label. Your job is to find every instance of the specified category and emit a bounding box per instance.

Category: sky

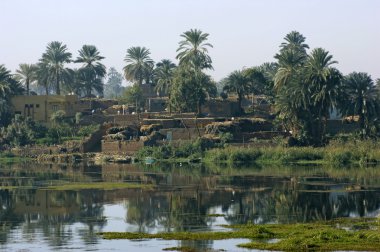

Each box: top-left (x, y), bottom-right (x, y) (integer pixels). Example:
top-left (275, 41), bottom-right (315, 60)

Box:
top-left (1, 0), bottom-right (379, 84)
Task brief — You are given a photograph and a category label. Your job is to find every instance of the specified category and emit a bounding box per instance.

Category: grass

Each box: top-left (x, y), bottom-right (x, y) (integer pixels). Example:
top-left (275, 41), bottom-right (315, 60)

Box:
top-left (42, 182), bottom-right (153, 191)
top-left (0, 152), bottom-right (29, 163)
top-left (98, 218), bottom-right (380, 251)
top-left (204, 140), bottom-right (380, 166)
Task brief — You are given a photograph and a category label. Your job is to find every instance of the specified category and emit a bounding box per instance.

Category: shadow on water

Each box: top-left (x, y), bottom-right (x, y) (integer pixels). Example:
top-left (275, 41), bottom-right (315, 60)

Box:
top-left (0, 161), bottom-right (380, 251)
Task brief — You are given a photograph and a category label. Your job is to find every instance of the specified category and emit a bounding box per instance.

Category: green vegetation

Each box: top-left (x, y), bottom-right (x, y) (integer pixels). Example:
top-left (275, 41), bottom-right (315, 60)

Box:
top-left (171, 29), bottom-right (216, 115)
top-left (43, 182), bottom-right (153, 191)
top-left (0, 152), bottom-right (29, 163)
top-left (136, 138), bottom-right (222, 161)
top-left (0, 114), bottom-right (100, 148)
top-left (205, 140), bottom-right (380, 166)
top-left (14, 63), bottom-right (37, 96)
top-left (0, 65), bottom-right (24, 127)
top-left (136, 138), bottom-right (380, 166)
top-left (40, 41), bottom-right (73, 95)
top-left (98, 218), bottom-right (380, 251)
top-left (73, 45), bottom-right (106, 96)
top-left (1, 29), bottom-right (380, 152)
top-left (104, 67), bottom-right (124, 98)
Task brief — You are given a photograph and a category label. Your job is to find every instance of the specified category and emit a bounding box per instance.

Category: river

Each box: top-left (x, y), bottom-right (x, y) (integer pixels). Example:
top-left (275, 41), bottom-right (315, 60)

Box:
top-left (0, 161), bottom-right (379, 251)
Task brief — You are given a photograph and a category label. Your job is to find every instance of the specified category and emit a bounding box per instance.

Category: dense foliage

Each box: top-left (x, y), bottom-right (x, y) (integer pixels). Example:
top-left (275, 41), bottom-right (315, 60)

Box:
top-left (1, 29), bottom-right (379, 146)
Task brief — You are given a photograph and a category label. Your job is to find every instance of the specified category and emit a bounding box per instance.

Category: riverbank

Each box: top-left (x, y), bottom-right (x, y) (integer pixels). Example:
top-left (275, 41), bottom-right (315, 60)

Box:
top-left (2, 138), bottom-right (380, 167)
top-left (0, 152), bottom-right (30, 163)
top-left (98, 217), bottom-right (380, 251)
top-left (135, 139), bottom-right (380, 166)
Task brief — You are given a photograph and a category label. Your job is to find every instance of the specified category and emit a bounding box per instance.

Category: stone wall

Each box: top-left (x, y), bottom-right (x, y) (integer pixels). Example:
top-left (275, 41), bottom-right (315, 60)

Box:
top-left (202, 100), bottom-right (240, 117)
top-left (159, 128), bottom-right (204, 141)
top-left (101, 140), bottom-right (144, 154)
top-left (142, 119), bottom-right (181, 128)
top-left (11, 146), bottom-right (60, 158)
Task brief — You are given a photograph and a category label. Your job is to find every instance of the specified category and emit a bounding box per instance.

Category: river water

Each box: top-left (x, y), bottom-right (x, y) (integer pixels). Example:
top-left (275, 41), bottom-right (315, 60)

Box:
top-left (0, 161), bottom-right (379, 251)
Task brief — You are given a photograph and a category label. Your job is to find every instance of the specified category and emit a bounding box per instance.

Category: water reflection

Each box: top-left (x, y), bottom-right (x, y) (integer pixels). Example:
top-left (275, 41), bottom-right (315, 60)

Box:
top-left (0, 162), bottom-right (379, 251)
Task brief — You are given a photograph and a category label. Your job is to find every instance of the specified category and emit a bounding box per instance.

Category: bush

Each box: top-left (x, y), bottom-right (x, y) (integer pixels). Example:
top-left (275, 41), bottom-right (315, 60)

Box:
top-left (77, 125), bottom-right (99, 137)
top-left (0, 116), bottom-right (48, 147)
top-left (327, 151), bottom-right (353, 166)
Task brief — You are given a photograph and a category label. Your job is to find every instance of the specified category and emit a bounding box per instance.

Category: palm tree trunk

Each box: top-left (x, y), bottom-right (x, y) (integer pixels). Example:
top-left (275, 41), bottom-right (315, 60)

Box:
top-left (45, 81), bottom-right (49, 95)
top-left (56, 70), bottom-right (60, 95)
top-left (26, 78), bottom-right (30, 96)
top-left (197, 100), bottom-right (202, 115)
top-left (168, 94), bottom-right (172, 115)
top-left (238, 93), bottom-right (243, 115)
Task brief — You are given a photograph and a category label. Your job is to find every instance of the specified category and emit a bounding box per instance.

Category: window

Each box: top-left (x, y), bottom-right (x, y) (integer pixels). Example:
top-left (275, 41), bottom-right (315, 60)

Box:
top-left (52, 105), bottom-right (59, 111)
top-left (36, 104), bottom-right (40, 108)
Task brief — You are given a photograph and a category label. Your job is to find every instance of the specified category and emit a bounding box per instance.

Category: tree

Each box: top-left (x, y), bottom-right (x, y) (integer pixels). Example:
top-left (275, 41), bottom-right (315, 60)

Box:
top-left (122, 84), bottom-right (144, 113)
top-left (274, 31), bottom-right (342, 146)
top-left (171, 67), bottom-right (215, 114)
top-left (155, 59), bottom-right (176, 113)
top-left (15, 64), bottom-right (37, 95)
top-left (176, 28), bottom-right (213, 70)
top-left (257, 62), bottom-right (278, 101)
top-left (104, 67), bottom-right (123, 98)
top-left (243, 67), bottom-right (267, 102)
top-left (74, 68), bottom-right (103, 97)
top-left (306, 48), bottom-right (342, 144)
top-left (339, 72), bottom-right (379, 137)
top-left (35, 62), bottom-right (52, 95)
top-left (41, 41), bottom-right (72, 95)
top-left (74, 45), bottom-right (106, 96)
top-left (173, 29), bottom-right (215, 115)
top-left (280, 31), bottom-right (309, 54)
top-left (0, 65), bottom-right (23, 126)
top-left (222, 70), bottom-right (250, 113)
top-left (123, 46), bottom-right (154, 86)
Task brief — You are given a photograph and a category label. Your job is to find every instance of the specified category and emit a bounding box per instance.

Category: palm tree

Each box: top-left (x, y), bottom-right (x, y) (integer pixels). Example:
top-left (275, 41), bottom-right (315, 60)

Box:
top-left (274, 32), bottom-right (342, 146)
top-left (0, 65), bottom-right (23, 126)
top-left (75, 68), bottom-right (103, 96)
top-left (280, 31), bottom-right (309, 54)
top-left (41, 41), bottom-right (72, 95)
top-left (155, 59), bottom-right (176, 113)
top-left (223, 70), bottom-right (250, 114)
top-left (155, 59), bottom-right (176, 95)
top-left (123, 46), bottom-right (154, 86)
top-left (35, 62), bottom-right (51, 95)
top-left (15, 64), bottom-right (37, 95)
top-left (176, 28), bottom-right (213, 70)
top-left (306, 48), bottom-right (342, 144)
top-left (340, 72), bottom-right (379, 137)
top-left (75, 45), bottom-right (106, 77)
top-left (75, 45), bottom-right (106, 96)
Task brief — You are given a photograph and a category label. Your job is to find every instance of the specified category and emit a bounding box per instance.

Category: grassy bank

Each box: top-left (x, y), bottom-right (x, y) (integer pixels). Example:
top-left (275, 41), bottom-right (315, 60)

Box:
top-left (98, 217), bottom-right (380, 251)
top-left (0, 152), bottom-right (29, 163)
top-left (136, 139), bottom-right (380, 166)
top-left (205, 140), bottom-right (380, 166)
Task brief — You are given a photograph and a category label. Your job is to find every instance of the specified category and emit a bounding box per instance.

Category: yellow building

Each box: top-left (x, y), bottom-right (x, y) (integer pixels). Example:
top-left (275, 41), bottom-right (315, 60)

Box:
top-left (11, 95), bottom-right (90, 123)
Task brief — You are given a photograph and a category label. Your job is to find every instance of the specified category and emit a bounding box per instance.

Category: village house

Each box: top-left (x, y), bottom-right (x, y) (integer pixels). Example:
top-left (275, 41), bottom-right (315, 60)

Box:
top-left (11, 95), bottom-right (91, 123)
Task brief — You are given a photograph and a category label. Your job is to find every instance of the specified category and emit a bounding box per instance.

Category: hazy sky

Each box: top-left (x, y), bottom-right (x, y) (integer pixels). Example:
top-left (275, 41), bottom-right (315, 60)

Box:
top-left (1, 0), bottom-right (379, 83)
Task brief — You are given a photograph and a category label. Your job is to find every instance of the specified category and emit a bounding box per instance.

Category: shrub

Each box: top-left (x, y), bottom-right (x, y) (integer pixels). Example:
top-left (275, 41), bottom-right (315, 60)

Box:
top-left (77, 125), bottom-right (99, 137)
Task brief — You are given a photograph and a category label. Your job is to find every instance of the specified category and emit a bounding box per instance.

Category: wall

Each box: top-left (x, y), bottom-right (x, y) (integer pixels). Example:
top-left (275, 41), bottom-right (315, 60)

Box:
top-left (201, 100), bottom-right (240, 117)
top-left (159, 128), bottom-right (204, 141)
top-left (11, 95), bottom-right (90, 123)
top-left (101, 140), bottom-right (144, 154)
